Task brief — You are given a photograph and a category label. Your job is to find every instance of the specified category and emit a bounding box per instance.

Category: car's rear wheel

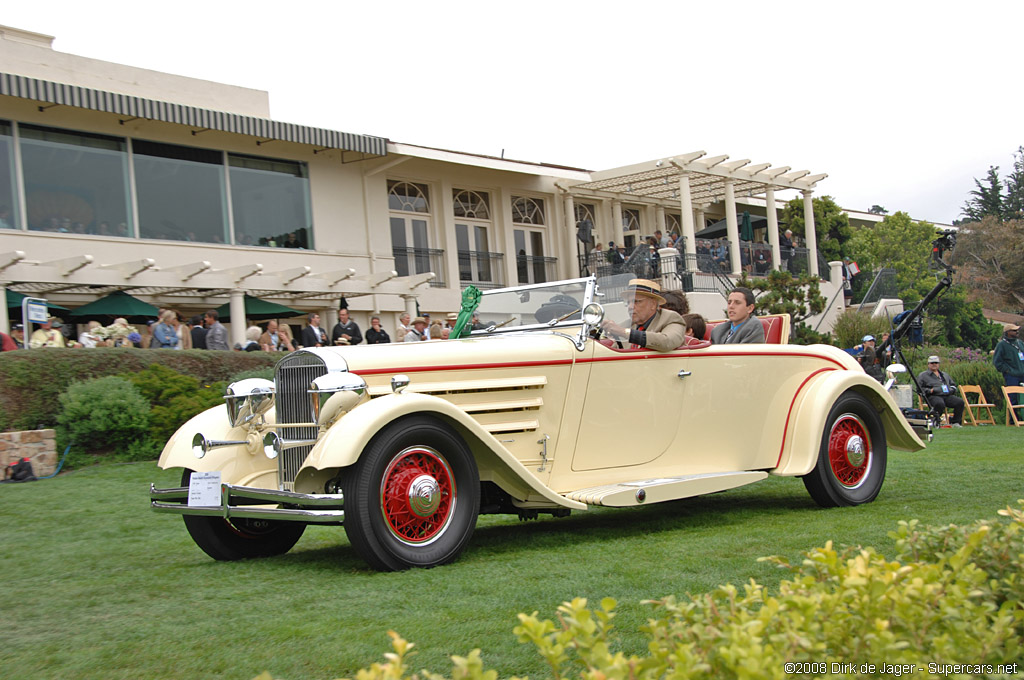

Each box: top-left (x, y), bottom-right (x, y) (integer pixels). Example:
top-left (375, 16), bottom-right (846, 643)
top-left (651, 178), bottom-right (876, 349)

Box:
top-left (802, 392), bottom-right (887, 507)
top-left (180, 469), bottom-right (306, 561)
top-left (342, 415), bottom-right (479, 571)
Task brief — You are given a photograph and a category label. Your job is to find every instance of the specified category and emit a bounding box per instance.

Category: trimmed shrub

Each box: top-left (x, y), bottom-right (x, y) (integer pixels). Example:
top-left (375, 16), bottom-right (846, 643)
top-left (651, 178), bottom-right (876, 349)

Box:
top-left (56, 376), bottom-right (151, 467)
top-left (0, 348), bottom-right (276, 431)
top-left (228, 366), bottom-right (275, 382)
top-left (120, 363), bottom-right (228, 444)
top-left (947, 359), bottom-right (1005, 409)
top-left (830, 309), bottom-right (891, 350)
top-left (253, 503), bottom-right (1024, 680)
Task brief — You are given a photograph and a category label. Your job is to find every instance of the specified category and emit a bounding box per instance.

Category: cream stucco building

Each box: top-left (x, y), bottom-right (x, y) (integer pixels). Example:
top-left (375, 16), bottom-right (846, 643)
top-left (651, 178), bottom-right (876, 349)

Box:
top-left (0, 25), bottom-right (849, 344)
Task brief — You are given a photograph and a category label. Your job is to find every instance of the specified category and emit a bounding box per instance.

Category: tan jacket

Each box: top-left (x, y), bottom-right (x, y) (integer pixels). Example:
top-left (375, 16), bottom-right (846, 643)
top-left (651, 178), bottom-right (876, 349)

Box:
top-left (632, 308), bottom-right (687, 352)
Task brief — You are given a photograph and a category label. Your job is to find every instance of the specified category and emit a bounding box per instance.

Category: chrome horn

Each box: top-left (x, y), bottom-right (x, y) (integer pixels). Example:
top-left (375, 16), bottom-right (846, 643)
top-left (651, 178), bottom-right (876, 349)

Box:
top-left (262, 432), bottom-right (319, 460)
top-left (192, 433), bottom-right (248, 459)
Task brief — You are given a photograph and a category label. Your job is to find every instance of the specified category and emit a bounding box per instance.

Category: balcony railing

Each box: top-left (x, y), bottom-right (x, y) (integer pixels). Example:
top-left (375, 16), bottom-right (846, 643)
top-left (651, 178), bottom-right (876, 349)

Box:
top-left (516, 254), bottom-right (558, 285)
top-left (392, 247), bottom-right (446, 287)
top-left (458, 250), bottom-right (505, 289)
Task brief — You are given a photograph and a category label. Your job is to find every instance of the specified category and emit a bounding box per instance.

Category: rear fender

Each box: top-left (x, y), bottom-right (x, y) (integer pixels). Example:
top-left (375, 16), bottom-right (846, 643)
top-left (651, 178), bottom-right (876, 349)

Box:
top-left (299, 392), bottom-right (585, 509)
top-left (774, 371), bottom-right (925, 477)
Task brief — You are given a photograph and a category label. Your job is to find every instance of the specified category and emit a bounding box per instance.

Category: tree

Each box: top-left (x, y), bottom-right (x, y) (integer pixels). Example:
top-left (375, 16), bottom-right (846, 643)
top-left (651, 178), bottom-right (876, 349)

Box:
top-left (868, 205), bottom-right (888, 215)
top-left (954, 215), bottom-right (1024, 310)
top-left (847, 211), bottom-right (937, 298)
top-left (1004, 146), bottom-right (1024, 221)
top-left (961, 166), bottom-right (1005, 222)
top-left (781, 195), bottom-right (852, 263)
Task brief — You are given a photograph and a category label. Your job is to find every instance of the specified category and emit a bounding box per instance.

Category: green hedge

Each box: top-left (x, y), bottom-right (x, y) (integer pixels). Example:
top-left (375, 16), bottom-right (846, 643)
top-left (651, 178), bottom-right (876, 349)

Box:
top-left (0, 348), bottom-right (277, 431)
top-left (253, 503), bottom-right (1024, 680)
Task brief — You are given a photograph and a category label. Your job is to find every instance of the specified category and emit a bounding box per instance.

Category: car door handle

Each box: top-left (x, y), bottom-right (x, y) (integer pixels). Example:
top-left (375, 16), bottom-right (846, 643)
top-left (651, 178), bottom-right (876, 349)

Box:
top-left (677, 370), bottom-right (692, 379)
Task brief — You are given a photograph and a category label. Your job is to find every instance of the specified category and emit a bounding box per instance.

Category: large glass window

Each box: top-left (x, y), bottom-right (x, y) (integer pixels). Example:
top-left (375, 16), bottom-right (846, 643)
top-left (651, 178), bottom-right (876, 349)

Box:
top-left (19, 124), bottom-right (131, 235)
top-left (229, 153), bottom-right (312, 248)
top-left (454, 189), bottom-right (500, 287)
top-left (134, 140), bottom-right (227, 243)
top-left (389, 180), bottom-right (442, 284)
top-left (0, 121), bottom-right (16, 229)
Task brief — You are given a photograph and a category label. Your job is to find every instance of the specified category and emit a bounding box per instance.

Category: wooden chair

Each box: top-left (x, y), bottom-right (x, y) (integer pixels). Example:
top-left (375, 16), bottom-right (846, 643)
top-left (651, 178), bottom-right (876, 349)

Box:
top-left (959, 385), bottom-right (995, 426)
top-left (1001, 386), bottom-right (1024, 426)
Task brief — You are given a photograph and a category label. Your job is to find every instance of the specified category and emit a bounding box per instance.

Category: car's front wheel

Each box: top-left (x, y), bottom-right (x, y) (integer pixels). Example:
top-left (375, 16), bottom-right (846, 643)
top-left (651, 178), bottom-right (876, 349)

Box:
top-left (180, 469), bottom-right (306, 561)
top-left (342, 415), bottom-right (479, 571)
top-left (802, 392), bottom-right (887, 507)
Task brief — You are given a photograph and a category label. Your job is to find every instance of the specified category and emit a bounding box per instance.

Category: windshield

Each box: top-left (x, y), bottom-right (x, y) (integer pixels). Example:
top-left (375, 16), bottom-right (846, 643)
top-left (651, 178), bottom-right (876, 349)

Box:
top-left (470, 278), bottom-right (594, 336)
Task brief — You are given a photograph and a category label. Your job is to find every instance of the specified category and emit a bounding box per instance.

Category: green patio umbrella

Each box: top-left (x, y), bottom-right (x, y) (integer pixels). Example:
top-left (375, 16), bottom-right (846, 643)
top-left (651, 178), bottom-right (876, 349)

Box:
top-left (5, 289), bottom-right (70, 313)
top-left (69, 290), bottom-right (160, 323)
top-left (215, 294), bottom-right (301, 321)
top-left (740, 211), bottom-right (754, 241)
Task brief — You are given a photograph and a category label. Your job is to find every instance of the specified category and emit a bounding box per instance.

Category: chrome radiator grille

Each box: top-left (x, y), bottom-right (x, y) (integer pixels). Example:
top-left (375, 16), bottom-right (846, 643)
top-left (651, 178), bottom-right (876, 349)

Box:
top-left (274, 352), bottom-right (327, 490)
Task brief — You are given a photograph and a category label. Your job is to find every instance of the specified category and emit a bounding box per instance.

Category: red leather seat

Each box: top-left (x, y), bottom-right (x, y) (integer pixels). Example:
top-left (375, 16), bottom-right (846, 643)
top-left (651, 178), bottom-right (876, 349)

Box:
top-left (704, 316), bottom-right (784, 344)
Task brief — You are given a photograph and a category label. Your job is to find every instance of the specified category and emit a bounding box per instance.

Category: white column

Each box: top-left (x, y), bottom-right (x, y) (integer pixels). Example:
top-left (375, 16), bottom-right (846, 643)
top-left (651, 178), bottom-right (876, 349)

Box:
top-left (695, 207), bottom-right (705, 234)
top-left (724, 180), bottom-right (740, 276)
top-left (678, 172), bottom-right (697, 256)
top-left (611, 200), bottom-right (623, 247)
top-left (228, 289), bottom-right (246, 347)
top-left (0, 282), bottom-right (8, 332)
top-left (562, 193), bottom-right (577, 279)
top-left (655, 205), bottom-right (666, 237)
top-left (324, 307), bottom-right (339, 334)
top-left (765, 186), bottom-right (781, 271)
top-left (802, 189), bottom-right (819, 277)
top-left (401, 294), bottom-right (418, 320)
top-left (658, 247), bottom-right (678, 291)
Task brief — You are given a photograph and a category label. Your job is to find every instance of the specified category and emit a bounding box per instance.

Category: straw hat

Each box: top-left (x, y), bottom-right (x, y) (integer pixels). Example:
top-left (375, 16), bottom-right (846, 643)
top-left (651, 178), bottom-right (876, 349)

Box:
top-left (622, 278), bottom-right (666, 305)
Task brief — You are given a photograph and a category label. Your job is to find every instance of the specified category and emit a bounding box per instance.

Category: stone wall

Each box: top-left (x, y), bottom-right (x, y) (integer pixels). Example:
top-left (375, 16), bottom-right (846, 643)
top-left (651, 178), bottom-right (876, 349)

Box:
top-left (0, 429), bottom-right (57, 479)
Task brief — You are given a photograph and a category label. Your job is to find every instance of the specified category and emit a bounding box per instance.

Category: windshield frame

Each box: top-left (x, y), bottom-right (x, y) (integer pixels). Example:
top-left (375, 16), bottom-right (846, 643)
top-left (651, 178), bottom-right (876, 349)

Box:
top-left (468, 276), bottom-right (598, 348)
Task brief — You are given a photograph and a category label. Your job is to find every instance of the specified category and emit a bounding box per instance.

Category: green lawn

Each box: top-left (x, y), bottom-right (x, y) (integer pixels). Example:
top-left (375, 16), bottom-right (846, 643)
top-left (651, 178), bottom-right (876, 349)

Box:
top-left (1, 427), bottom-right (1022, 680)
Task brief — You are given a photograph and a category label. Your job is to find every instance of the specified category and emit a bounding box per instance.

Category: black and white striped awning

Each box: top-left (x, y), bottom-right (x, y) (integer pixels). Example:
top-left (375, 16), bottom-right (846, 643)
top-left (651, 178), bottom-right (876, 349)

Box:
top-left (0, 72), bottom-right (387, 157)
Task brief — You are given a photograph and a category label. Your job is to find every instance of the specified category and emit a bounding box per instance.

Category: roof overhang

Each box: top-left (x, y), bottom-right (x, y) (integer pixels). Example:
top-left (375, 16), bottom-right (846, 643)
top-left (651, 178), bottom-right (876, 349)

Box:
top-left (565, 150), bottom-right (827, 205)
top-left (0, 249), bottom-right (432, 308)
top-left (0, 72), bottom-right (387, 158)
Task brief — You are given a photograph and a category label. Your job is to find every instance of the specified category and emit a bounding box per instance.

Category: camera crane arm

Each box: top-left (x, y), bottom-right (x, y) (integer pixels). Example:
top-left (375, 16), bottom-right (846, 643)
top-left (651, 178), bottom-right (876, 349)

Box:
top-left (878, 231), bottom-right (957, 420)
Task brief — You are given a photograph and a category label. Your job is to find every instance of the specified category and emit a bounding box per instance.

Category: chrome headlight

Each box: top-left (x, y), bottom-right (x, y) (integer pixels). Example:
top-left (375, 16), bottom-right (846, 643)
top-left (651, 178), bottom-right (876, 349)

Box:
top-left (582, 302), bottom-right (604, 326)
top-left (309, 372), bottom-right (368, 426)
top-left (224, 378), bottom-right (276, 428)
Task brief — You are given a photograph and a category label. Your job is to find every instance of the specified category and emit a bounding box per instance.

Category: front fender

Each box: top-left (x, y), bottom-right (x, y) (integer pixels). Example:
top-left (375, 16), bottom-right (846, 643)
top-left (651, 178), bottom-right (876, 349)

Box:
top-left (155, 404), bottom-right (278, 487)
top-left (773, 370), bottom-right (925, 477)
top-left (300, 392), bottom-right (586, 510)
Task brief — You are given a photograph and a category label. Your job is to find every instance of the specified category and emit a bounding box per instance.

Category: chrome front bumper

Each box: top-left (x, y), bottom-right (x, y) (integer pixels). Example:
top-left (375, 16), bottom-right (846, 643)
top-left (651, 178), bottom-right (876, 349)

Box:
top-left (150, 483), bottom-right (344, 524)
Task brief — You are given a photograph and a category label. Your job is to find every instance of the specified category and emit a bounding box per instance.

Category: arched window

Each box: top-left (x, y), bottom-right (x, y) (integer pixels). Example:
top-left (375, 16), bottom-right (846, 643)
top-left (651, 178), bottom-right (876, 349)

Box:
top-left (453, 189), bottom-right (490, 219)
top-left (388, 181), bottom-right (430, 213)
top-left (511, 196), bottom-right (545, 225)
top-left (389, 180), bottom-right (442, 285)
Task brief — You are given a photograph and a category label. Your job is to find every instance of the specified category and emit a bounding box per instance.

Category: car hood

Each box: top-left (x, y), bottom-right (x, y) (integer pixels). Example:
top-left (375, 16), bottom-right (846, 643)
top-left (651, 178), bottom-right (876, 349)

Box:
top-left (310, 331), bottom-right (582, 378)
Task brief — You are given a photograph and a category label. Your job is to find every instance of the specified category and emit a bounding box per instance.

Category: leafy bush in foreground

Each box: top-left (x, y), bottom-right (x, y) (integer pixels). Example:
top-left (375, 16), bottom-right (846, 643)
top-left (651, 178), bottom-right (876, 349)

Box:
top-left (56, 376), bottom-right (152, 466)
top-left (253, 503), bottom-right (1024, 679)
top-left (120, 363), bottom-right (227, 444)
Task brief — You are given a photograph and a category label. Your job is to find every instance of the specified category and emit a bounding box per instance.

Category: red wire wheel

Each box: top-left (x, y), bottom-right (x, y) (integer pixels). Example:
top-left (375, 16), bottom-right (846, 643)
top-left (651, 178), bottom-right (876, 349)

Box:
top-left (827, 414), bottom-right (872, 488)
top-left (379, 446), bottom-right (456, 545)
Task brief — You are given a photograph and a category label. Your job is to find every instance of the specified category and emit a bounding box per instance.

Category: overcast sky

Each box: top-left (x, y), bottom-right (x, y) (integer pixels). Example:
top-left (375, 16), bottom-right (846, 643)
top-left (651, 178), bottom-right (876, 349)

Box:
top-left (5, 1), bottom-right (1022, 225)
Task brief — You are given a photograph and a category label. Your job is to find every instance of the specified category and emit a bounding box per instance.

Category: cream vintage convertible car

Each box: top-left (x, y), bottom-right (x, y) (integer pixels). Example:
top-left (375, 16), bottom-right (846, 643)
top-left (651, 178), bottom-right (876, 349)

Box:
top-left (150, 275), bottom-right (925, 571)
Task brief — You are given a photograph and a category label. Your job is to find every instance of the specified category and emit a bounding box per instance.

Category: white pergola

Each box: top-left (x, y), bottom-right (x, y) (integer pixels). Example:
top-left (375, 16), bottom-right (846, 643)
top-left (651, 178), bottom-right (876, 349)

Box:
top-left (0, 251), bottom-right (435, 344)
top-left (561, 151), bottom-right (827, 277)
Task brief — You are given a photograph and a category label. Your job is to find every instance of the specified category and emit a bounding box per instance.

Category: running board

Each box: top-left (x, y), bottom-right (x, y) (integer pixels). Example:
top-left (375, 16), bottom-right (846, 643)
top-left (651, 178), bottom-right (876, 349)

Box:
top-left (563, 471), bottom-right (769, 507)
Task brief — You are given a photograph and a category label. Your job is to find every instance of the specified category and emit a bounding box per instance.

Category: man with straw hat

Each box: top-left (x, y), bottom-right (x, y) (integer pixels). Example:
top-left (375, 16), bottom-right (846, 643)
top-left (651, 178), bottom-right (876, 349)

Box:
top-left (600, 278), bottom-right (685, 352)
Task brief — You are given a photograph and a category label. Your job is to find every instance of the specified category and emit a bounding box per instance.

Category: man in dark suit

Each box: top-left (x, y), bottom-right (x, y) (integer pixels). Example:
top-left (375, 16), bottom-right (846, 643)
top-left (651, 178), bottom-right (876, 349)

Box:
top-left (301, 312), bottom-right (328, 347)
